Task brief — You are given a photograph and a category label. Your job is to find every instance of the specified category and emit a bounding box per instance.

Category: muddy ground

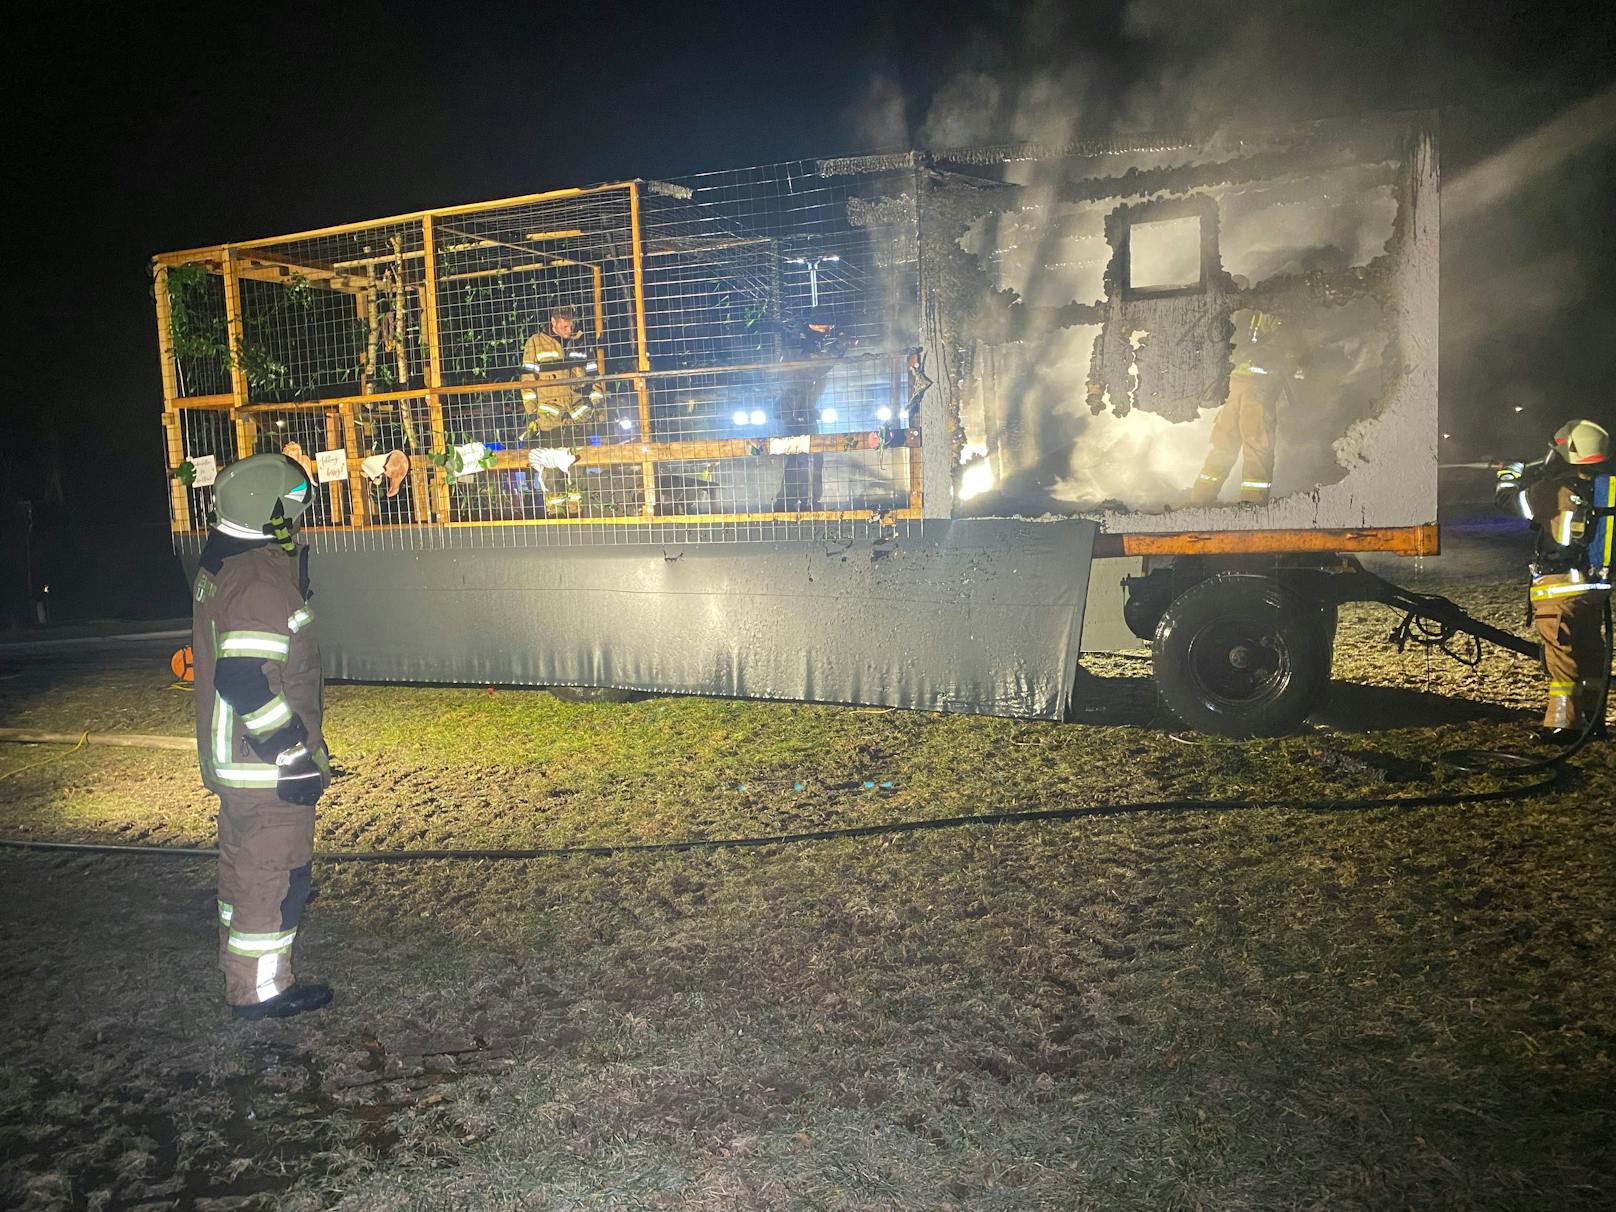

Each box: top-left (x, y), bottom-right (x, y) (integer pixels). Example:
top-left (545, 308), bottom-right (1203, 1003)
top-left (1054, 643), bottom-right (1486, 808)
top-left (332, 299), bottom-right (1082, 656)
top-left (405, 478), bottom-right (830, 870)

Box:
top-left (1, 526), bottom-right (1612, 1210)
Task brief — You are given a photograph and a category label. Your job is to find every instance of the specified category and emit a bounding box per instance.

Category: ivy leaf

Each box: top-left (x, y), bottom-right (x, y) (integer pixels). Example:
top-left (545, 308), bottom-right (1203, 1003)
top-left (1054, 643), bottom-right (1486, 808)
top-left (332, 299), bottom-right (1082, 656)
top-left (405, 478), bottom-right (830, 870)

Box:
top-left (173, 460), bottom-right (197, 487)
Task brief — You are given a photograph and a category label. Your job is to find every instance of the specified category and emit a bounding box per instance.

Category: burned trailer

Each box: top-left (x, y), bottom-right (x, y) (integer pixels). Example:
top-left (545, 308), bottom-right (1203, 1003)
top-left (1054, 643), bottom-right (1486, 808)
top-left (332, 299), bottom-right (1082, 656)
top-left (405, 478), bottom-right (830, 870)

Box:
top-left (873, 111), bottom-right (1494, 735)
top-left (152, 114), bottom-right (1502, 733)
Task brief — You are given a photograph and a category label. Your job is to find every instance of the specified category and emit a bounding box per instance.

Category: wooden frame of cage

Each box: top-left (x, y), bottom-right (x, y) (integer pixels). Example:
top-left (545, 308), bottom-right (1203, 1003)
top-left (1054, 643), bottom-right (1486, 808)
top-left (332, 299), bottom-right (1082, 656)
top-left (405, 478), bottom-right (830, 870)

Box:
top-left (153, 181), bottom-right (926, 535)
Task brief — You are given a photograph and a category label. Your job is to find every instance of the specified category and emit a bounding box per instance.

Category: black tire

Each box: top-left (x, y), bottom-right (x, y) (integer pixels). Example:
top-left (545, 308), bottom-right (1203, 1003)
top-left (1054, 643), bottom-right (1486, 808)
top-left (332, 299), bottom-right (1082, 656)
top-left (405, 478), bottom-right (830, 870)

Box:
top-left (1152, 574), bottom-right (1329, 738)
top-left (546, 686), bottom-right (649, 704)
top-left (1123, 585), bottom-right (1170, 642)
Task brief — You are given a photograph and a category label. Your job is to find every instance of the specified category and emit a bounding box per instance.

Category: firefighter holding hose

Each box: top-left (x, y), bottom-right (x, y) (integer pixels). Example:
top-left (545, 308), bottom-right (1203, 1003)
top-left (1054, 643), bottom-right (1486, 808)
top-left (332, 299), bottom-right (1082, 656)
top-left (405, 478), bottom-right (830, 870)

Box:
top-left (192, 454), bottom-right (332, 1019)
top-left (1496, 419), bottom-right (1615, 742)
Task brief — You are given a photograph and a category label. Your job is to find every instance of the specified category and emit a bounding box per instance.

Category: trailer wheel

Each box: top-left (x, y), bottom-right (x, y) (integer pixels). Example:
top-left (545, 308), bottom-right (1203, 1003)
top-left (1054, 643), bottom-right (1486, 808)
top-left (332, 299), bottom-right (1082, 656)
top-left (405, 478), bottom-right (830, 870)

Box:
top-left (1152, 574), bottom-right (1328, 737)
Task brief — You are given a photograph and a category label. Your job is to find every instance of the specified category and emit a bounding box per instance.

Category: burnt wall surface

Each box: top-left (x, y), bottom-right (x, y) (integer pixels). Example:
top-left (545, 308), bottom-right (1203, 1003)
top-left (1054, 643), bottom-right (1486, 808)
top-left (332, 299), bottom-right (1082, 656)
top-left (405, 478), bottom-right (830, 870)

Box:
top-left (913, 114), bottom-right (1438, 533)
top-left (290, 519), bottom-right (1095, 720)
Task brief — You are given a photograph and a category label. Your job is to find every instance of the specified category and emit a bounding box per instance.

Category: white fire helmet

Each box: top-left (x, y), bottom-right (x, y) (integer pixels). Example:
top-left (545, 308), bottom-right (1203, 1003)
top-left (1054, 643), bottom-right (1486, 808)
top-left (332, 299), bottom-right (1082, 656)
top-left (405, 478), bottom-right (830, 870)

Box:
top-left (1550, 419), bottom-right (1611, 466)
top-left (212, 454), bottom-right (314, 539)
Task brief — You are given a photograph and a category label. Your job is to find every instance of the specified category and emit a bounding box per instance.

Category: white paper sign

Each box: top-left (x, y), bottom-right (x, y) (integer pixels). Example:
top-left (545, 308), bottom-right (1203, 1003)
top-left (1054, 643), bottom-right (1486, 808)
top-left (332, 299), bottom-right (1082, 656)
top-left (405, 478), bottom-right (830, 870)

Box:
top-left (454, 442), bottom-right (489, 481)
top-left (315, 448), bottom-right (349, 483)
top-left (190, 454), bottom-right (218, 488)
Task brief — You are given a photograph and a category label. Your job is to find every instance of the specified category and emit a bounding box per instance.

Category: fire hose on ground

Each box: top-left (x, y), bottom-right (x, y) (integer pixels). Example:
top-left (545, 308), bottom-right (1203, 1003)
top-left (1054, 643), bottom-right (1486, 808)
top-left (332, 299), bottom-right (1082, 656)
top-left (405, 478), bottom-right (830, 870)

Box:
top-left (12, 441), bottom-right (1611, 858)
top-left (0, 596), bottom-right (1606, 863)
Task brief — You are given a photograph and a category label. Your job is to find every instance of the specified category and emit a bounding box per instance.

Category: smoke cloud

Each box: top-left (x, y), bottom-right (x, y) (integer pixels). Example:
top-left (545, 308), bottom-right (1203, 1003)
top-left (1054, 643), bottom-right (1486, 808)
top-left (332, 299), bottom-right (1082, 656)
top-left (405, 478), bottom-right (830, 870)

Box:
top-left (843, 1), bottom-right (1616, 508)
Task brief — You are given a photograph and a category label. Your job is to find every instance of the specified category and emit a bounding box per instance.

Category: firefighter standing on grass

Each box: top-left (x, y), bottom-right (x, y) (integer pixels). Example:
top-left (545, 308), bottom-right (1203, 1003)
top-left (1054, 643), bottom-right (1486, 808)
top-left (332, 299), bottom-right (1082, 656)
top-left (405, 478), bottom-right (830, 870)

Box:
top-left (193, 454), bottom-right (332, 1020)
top-left (1495, 419), bottom-right (1615, 742)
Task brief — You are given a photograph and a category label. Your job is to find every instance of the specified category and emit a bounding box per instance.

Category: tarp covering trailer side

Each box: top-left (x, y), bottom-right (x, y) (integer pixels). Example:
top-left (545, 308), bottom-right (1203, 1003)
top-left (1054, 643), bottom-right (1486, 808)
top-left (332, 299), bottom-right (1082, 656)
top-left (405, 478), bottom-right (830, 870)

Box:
top-left (306, 518), bottom-right (1096, 720)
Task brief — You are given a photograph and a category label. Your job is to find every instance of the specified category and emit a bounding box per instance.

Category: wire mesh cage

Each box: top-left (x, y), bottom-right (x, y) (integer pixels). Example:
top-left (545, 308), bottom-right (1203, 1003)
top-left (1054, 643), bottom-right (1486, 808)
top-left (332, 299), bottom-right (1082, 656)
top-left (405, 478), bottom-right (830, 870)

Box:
top-left (157, 165), bottom-right (930, 553)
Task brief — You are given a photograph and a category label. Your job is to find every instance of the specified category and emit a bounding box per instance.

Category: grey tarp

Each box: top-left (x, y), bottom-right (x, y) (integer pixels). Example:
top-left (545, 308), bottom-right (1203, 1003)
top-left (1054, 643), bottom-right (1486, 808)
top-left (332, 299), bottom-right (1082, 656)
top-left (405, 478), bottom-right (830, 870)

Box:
top-left (282, 519), bottom-right (1096, 720)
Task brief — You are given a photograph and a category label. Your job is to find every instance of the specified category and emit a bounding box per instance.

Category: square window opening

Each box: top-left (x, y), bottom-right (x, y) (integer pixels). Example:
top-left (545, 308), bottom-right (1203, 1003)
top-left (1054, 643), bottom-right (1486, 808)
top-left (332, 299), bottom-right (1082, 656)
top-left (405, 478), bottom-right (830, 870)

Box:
top-left (1128, 216), bottom-right (1204, 292)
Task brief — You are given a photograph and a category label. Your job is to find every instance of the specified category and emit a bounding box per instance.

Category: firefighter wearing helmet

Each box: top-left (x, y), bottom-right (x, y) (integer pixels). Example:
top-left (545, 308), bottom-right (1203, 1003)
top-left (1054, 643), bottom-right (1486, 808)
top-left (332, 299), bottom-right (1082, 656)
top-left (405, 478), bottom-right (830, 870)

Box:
top-left (1495, 419), bottom-right (1615, 741)
top-left (192, 454), bottom-right (332, 1018)
top-left (519, 304), bottom-right (605, 437)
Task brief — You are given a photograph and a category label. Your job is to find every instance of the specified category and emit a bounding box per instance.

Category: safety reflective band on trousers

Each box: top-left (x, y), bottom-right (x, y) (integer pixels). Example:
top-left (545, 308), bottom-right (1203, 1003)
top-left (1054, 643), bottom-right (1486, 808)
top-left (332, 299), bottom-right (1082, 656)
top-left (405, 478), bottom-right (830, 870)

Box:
top-left (218, 901), bottom-right (234, 925)
top-left (218, 630), bottom-right (290, 660)
top-left (227, 928), bottom-right (297, 957)
top-left (255, 953), bottom-right (288, 1003)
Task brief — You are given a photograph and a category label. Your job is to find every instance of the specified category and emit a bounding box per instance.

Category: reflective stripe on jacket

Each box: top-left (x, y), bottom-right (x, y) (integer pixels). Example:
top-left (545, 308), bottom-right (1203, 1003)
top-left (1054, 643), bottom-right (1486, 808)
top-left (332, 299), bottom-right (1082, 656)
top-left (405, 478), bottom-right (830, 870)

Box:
top-left (192, 543), bottom-right (324, 794)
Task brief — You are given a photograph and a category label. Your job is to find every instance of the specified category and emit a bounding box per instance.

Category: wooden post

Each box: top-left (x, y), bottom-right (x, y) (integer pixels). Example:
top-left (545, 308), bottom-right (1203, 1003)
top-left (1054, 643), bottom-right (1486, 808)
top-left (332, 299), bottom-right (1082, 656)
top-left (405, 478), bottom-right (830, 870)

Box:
top-left (152, 264), bottom-right (192, 531)
top-left (419, 214), bottom-right (450, 523)
top-left (324, 410), bottom-right (345, 525)
top-left (221, 249), bottom-right (257, 460)
top-left (628, 182), bottom-right (656, 515)
top-left (340, 403), bottom-right (369, 526)
top-left (591, 263), bottom-right (607, 433)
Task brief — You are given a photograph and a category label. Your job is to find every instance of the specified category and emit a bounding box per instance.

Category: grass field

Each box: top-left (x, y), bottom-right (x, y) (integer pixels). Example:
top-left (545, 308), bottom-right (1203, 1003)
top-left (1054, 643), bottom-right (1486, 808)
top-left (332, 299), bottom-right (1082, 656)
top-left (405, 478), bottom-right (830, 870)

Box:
top-left (1, 542), bottom-right (1612, 1210)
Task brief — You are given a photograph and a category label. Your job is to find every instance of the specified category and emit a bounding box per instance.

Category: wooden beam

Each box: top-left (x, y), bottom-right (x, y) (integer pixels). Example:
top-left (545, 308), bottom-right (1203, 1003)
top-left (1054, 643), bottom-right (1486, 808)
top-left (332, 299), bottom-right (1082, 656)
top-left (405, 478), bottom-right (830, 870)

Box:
top-left (324, 411), bottom-right (345, 526)
top-left (420, 214), bottom-right (451, 523)
top-left (486, 430), bottom-right (908, 470)
top-left (307, 506), bottom-right (924, 532)
top-left (628, 182), bottom-right (655, 515)
top-left (153, 182), bottom-right (637, 261)
top-left (1092, 524), bottom-right (1441, 559)
top-left (339, 403), bottom-right (369, 527)
top-left (220, 252), bottom-right (256, 459)
top-left (186, 250), bottom-right (367, 293)
top-left (152, 264), bottom-right (191, 531)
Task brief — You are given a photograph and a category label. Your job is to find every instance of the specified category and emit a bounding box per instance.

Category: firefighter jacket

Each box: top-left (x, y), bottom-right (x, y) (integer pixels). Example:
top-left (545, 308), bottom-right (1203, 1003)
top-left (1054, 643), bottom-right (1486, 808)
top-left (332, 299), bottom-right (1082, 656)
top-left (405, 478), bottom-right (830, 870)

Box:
top-left (192, 542), bottom-right (326, 794)
top-left (1498, 468), bottom-right (1616, 603)
top-left (520, 328), bottom-right (593, 432)
top-left (1229, 310), bottom-right (1305, 400)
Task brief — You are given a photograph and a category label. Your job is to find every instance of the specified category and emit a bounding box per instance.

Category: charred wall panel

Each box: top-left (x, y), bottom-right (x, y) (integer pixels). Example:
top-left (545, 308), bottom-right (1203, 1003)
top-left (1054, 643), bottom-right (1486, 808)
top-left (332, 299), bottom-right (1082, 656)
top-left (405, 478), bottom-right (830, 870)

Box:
top-left (915, 115), bottom-right (1438, 532)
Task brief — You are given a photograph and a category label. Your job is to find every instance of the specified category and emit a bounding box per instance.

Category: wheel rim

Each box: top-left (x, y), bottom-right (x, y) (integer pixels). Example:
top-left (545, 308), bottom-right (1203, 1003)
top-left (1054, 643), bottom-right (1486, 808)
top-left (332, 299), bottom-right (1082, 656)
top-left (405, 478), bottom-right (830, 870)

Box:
top-left (1184, 617), bottom-right (1293, 708)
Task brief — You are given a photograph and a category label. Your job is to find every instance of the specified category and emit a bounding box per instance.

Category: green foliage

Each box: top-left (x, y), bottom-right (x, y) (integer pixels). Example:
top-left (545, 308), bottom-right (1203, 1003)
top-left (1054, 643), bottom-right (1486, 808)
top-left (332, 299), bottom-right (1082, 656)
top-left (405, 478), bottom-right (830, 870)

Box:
top-left (165, 264), bottom-right (230, 369)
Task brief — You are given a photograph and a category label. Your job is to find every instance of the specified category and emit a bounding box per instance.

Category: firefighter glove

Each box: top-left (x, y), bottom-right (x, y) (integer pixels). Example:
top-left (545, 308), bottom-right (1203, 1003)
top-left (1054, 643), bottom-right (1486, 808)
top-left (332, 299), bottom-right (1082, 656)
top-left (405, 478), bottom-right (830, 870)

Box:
top-left (248, 716), bottom-right (325, 806)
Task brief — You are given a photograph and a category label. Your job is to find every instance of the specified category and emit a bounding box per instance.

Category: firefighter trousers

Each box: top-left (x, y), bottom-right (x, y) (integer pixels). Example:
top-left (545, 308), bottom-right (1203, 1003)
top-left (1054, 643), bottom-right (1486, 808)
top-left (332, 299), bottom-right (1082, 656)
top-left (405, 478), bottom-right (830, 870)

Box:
top-left (215, 789), bottom-right (316, 1007)
top-left (771, 384), bottom-right (825, 512)
top-left (1533, 586), bottom-right (1611, 729)
top-left (1191, 376), bottom-right (1278, 505)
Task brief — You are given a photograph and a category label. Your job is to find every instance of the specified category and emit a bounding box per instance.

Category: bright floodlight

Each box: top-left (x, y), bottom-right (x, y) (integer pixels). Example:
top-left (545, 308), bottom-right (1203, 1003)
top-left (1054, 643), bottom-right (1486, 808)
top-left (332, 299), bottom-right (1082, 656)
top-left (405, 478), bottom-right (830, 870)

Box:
top-left (618, 417), bottom-right (633, 430)
top-left (876, 406), bottom-right (892, 422)
top-left (820, 408), bottom-right (838, 424)
top-left (749, 409), bottom-right (766, 426)
top-left (733, 410), bottom-right (750, 426)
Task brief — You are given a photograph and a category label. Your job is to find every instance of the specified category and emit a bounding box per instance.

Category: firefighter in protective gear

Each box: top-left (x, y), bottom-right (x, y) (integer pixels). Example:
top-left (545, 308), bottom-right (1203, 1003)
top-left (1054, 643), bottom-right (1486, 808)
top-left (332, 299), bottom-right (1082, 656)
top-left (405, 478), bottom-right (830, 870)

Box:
top-left (519, 305), bottom-right (604, 437)
top-left (1190, 309), bottom-right (1305, 505)
top-left (192, 454), bottom-right (333, 1019)
top-left (769, 308), bottom-right (846, 512)
top-left (1495, 418), bottom-right (1614, 741)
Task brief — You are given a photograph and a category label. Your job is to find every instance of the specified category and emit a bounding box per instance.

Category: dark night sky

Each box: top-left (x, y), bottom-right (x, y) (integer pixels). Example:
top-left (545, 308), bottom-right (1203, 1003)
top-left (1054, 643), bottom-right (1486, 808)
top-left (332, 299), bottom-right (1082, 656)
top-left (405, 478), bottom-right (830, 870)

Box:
top-left (5, 0), bottom-right (1615, 620)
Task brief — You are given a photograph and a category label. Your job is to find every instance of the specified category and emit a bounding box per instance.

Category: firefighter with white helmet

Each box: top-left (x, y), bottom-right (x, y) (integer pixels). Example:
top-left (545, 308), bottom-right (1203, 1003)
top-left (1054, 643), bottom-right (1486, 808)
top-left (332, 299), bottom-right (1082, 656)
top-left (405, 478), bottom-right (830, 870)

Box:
top-left (192, 454), bottom-right (332, 1018)
top-left (1496, 418), bottom-right (1615, 741)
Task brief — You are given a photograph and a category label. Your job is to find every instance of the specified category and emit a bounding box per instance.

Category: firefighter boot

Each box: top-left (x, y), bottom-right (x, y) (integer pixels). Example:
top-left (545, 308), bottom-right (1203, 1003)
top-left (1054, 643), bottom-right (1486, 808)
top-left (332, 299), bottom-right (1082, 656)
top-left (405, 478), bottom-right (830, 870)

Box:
top-left (232, 982), bottom-right (334, 1021)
